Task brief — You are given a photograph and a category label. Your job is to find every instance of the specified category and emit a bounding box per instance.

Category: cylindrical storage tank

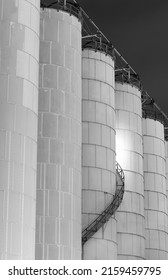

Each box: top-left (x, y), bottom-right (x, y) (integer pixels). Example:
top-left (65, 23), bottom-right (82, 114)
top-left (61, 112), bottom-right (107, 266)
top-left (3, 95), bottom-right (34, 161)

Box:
top-left (0, 0), bottom-right (40, 259)
top-left (164, 141), bottom-right (168, 255)
top-left (115, 82), bottom-right (145, 260)
top-left (36, 3), bottom-right (82, 259)
top-left (165, 141), bottom-right (168, 225)
top-left (82, 46), bottom-right (116, 259)
top-left (143, 118), bottom-right (168, 259)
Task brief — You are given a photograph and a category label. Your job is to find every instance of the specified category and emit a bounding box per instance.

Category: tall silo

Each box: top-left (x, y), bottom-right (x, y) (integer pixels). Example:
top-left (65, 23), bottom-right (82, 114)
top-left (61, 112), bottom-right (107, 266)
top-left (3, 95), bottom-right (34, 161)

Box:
top-left (142, 105), bottom-right (168, 259)
top-left (0, 0), bottom-right (40, 259)
top-left (166, 141), bottom-right (168, 200)
top-left (165, 140), bottom-right (168, 255)
top-left (82, 40), bottom-right (117, 259)
top-left (36, 1), bottom-right (82, 259)
top-left (115, 71), bottom-right (145, 259)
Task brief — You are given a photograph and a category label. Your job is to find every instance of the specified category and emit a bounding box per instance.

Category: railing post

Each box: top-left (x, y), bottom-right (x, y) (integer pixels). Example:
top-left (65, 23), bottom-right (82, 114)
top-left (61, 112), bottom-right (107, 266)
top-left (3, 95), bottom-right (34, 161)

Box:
top-left (79, 8), bottom-right (83, 23)
top-left (57, 0), bottom-right (60, 11)
top-left (70, 3), bottom-right (72, 16)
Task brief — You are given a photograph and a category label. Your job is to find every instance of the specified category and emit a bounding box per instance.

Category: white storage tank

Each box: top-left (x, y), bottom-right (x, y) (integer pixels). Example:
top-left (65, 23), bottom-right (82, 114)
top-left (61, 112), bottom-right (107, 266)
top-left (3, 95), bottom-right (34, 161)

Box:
top-left (36, 1), bottom-right (82, 259)
top-left (164, 140), bottom-right (168, 256)
top-left (0, 0), bottom-right (40, 259)
top-left (165, 141), bottom-right (168, 220)
top-left (115, 76), bottom-right (145, 259)
top-left (165, 140), bottom-right (168, 254)
top-left (143, 117), bottom-right (168, 259)
top-left (82, 43), bottom-right (117, 259)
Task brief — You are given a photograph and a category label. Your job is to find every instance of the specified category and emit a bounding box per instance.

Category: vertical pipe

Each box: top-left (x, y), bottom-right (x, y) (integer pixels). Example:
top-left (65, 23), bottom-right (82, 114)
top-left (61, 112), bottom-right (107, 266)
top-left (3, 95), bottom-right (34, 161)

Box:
top-left (115, 82), bottom-right (145, 260)
top-left (82, 49), bottom-right (116, 259)
top-left (0, 0), bottom-right (40, 259)
top-left (143, 118), bottom-right (168, 259)
top-left (36, 7), bottom-right (82, 259)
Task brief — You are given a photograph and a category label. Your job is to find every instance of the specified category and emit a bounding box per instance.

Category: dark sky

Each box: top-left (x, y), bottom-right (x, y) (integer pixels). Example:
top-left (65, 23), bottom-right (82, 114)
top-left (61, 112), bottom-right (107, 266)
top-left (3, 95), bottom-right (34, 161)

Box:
top-left (43, 0), bottom-right (168, 114)
top-left (77, 0), bottom-right (168, 114)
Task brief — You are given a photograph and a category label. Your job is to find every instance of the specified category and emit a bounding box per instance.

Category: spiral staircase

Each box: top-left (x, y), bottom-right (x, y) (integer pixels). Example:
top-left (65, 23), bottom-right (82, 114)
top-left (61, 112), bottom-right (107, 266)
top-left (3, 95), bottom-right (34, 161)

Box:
top-left (82, 162), bottom-right (125, 246)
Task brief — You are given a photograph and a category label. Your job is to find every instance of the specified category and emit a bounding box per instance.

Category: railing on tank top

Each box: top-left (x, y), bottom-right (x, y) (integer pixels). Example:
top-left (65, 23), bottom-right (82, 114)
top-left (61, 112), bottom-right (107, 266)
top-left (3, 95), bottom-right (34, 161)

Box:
top-left (82, 161), bottom-right (125, 246)
top-left (82, 36), bottom-right (115, 59)
top-left (115, 68), bottom-right (141, 90)
top-left (40, 0), bottom-right (82, 21)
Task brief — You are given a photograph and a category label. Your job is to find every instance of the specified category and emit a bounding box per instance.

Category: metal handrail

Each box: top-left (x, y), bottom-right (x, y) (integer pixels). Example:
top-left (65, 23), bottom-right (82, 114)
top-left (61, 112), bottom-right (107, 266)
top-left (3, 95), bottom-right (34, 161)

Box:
top-left (82, 37), bottom-right (115, 59)
top-left (82, 161), bottom-right (124, 246)
top-left (73, 0), bottom-right (137, 75)
top-left (116, 161), bottom-right (125, 183)
top-left (40, 0), bottom-right (82, 21)
top-left (115, 68), bottom-right (141, 90)
top-left (142, 91), bottom-right (168, 139)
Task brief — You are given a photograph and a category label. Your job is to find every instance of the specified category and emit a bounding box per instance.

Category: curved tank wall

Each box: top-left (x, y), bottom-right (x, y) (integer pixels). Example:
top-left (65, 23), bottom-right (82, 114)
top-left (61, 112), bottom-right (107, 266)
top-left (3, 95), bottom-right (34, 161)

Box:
top-left (36, 8), bottom-right (82, 259)
top-left (143, 118), bottom-right (168, 259)
top-left (115, 82), bottom-right (145, 260)
top-left (82, 49), bottom-right (116, 259)
top-left (0, 0), bottom-right (40, 259)
top-left (165, 141), bottom-right (168, 238)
